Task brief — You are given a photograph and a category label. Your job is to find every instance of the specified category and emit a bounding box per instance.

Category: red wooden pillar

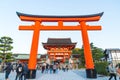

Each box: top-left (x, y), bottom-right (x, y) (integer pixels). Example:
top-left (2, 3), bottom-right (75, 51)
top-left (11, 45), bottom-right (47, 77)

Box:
top-left (28, 21), bottom-right (40, 69)
top-left (80, 21), bottom-right (96, 78)
top-left (81, 21), bottom-right (94, 69)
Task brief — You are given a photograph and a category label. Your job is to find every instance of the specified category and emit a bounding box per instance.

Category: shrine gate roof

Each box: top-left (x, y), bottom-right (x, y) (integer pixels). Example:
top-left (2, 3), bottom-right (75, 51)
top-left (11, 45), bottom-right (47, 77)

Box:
top-left (17, 12), bottom-right (103, 18)
top-left (42, 38), bottom-right (76, 49)
top-left (16, 12), bottom-right (103, 22)
top-left (43, 38), bottom-right (76, 45)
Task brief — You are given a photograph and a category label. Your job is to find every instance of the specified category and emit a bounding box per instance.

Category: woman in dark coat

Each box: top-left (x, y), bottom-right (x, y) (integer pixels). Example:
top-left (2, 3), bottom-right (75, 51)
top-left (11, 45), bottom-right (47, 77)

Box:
top-left (4, 62), bottom-right (13, 80)
top-left (15, 63), bottom-right (24, 80)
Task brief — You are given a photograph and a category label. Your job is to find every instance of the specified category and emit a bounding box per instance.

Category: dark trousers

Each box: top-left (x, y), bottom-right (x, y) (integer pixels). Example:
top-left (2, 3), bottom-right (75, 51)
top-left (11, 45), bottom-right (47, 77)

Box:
top-left (53, 69), bottom-right (56, 73)
top-left (15, 73), bottom-right (22, 80)
top-left (21, 73), bottom-right (27, 80)
top-left (109, 73), bottom-right (117, 80)
top-left (5, 72), bottom-right (10, 79)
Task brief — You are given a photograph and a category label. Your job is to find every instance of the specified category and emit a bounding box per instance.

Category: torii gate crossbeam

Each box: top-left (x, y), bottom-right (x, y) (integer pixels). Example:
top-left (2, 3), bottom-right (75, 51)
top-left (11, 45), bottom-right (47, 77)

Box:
top-left (17, 12), bottom-right (103, 78)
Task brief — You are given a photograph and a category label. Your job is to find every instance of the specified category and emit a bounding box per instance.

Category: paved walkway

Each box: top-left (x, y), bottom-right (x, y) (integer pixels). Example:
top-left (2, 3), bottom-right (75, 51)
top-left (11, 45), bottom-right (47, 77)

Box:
top-left (0, 69), bottom-right (117, 80)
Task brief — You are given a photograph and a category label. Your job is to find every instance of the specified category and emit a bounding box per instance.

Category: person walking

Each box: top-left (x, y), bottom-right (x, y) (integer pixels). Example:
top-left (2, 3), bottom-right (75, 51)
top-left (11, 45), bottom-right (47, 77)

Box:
top-left (53, 63), bottom-right (56, 73)
top-left (55, 63), bottom-right (59, 73)
top-left (45, 63), bottom-right (49, 73)
top-left (66, 65), bottom-right (69, 71)
top-left (108, 63), bottom-right (117, 80)
top-left (21, 62), bottom-right (28, 80)
top-left (62, 64), bottom-right (66, 72)
top-left (49, 64), bottom-right (53, 74)
top-left (4, 62), bottom-right (14, 80)
top-left (41, 62), bottom-right (46, 73)
top-left (15, 63), bottom-right (23, 80)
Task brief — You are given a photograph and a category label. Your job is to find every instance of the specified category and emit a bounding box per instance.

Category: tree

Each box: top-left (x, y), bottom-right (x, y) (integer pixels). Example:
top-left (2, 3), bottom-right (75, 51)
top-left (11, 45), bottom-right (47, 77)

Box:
top-left (72, 48), bottom-right (81, 54)
top-left (72, 42), bottom-right (104, 67)
top-left (0, 36), bottom-right (13, 71)
top-left (90, 43), bottom-right (104, 62)
top-left (72, 48), bottom-right (85, 66)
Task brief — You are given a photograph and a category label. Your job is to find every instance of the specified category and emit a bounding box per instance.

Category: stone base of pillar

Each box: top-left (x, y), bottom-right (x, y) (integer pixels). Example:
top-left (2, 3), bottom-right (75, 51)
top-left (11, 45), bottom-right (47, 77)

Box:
top-left (86, 69), bottom-right (97, 78)
top-left (26, 69), bottom-right (36, 79)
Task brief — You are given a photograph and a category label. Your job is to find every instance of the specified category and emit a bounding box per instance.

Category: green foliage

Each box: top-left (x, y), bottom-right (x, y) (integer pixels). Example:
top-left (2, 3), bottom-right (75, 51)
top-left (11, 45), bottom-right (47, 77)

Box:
top-left (90, 43), bottom-right (104, 61)
top-left (72, 48), bottom-right (85, 66)
top-left (0, 36), bottom-right (13, 52)
top-left (95, 61), bottom-right (109, 75)
top-left (78, 48), bottom-right (85, 66)
top-left (0, 36), bottom-right (13, 62)
top-left (72, 42), bottom-right (104, 66)
top-left (72, 48), bottom-right (81, 54)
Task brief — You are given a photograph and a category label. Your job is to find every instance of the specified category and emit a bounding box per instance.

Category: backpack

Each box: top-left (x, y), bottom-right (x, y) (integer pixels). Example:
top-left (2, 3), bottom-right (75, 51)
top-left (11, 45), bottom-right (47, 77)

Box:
top-left (5, 65), bottom-right (12, 72)
top-left (17, 66), bottom-right (23, 73)
top-left (19, 67), bottom-right (22, 72)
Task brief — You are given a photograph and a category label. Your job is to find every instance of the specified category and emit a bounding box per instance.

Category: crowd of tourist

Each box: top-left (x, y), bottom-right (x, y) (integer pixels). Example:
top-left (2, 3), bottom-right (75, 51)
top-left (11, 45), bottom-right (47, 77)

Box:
top-left (3, 61), bottom-right (28, 80)
top-left (2, 60), bottom-right (78, 80)
top-left (3, 60), bottom-right (120, 80)
top-left (39, 62), bottom-right (70, 74)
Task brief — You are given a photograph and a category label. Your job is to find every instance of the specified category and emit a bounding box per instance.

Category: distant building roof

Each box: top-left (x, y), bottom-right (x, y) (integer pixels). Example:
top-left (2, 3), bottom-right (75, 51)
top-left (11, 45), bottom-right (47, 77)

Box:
top-left (40, 54), bottom-right (47, 58)
top-left (72, 54), bottom-right (81, 58)
top-left (104, 48), bottom-right (120, 54)
top-left (13, 54), bottom-right (41, 60)
top-left (42, 38), bottom-right (76, 50)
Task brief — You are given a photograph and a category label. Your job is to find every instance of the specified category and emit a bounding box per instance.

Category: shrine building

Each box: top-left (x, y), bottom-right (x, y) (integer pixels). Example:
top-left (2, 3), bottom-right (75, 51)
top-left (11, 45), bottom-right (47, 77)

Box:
top-left (42, 38), bottom-right (76, 62)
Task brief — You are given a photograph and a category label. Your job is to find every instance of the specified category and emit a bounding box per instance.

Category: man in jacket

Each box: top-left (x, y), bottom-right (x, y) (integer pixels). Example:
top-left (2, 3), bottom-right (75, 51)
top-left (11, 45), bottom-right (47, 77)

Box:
top-left (108, 63), bottom-right (117, 80)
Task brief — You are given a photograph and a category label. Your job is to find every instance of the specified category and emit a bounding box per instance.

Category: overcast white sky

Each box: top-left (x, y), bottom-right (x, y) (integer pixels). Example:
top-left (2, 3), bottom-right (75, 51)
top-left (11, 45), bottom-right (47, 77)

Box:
top-left (0, 0), bottom-right (120, 54)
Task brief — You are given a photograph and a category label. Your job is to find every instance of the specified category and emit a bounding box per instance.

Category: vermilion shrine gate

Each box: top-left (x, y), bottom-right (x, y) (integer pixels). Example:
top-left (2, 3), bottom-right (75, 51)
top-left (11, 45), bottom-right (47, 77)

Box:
top-left (42, 38), bottom-right (76, 62)
top-left (17, 12), bottom-right (103, 78)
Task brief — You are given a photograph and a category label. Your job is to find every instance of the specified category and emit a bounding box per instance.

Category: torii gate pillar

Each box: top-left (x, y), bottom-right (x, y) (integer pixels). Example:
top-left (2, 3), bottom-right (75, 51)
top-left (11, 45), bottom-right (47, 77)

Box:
top-left (17, 12), bottom-right (103, 78)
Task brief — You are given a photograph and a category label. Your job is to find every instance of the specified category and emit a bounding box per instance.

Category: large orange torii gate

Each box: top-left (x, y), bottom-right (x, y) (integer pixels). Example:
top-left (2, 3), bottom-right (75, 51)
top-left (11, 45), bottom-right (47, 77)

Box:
top-left (17, 12), bottom-right (103, 78)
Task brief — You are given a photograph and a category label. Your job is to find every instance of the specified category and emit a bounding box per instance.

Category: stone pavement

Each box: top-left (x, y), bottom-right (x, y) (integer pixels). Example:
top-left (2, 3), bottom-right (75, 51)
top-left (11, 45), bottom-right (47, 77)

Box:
top-left (0, 69), bottom-right (118, 80)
